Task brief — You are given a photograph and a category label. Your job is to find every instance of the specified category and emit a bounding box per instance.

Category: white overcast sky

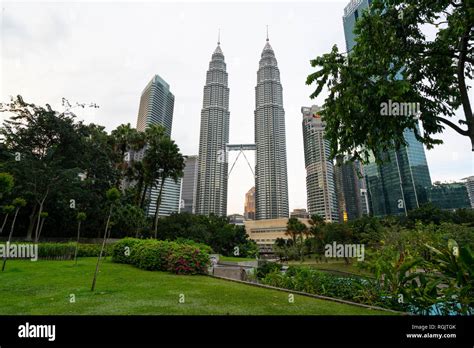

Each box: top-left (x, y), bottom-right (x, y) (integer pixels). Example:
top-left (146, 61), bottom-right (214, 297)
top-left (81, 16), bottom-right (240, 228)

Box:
top-left (1, 0), bottom-right (473, 215)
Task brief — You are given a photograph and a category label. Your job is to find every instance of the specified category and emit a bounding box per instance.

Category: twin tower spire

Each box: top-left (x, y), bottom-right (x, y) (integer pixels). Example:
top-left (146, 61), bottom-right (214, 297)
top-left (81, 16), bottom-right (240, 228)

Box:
top-left (196, 28), bottom-right (289, 220)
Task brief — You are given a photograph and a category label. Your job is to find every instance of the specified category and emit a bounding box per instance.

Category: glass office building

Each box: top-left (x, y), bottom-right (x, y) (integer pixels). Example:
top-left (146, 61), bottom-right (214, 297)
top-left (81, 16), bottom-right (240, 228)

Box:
top-left (343, 0), bottom-right (432, 216)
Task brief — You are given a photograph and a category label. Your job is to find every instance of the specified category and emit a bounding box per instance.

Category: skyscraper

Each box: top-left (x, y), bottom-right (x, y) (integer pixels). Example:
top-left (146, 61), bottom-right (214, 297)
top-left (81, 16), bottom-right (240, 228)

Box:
top-left (462, 176), bottom-right (474, 208)
top-left (301, 105), bottom-right (339, 222)
top-left (195, 39), bottom-right (230, 216)
top-left (244, 186), bottom-right (256, 220)
top-left (136, 74), bottom-right (174, 136)
top-left (335, 156), bottom-right (369, 221)
top-left (343, 0), bottom-right (432, 216)
top-left (181, 155), bottom-right (199, 214)
top-left (136, 74), bottom-right (181, 217)
top-left (254, 35), bottom-right (289, 220)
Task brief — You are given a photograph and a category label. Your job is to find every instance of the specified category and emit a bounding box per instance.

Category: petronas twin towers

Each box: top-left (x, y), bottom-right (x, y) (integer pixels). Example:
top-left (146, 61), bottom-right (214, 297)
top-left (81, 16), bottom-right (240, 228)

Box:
top-left (196, 34), bottom-right (289, 220)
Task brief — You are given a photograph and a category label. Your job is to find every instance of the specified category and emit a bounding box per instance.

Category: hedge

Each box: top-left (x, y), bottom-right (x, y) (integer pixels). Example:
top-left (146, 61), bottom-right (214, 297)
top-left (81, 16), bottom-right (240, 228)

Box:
top-left (111, 238), bottom-right (211, 275)
top-left (0, 242), bottom-right (110, 260)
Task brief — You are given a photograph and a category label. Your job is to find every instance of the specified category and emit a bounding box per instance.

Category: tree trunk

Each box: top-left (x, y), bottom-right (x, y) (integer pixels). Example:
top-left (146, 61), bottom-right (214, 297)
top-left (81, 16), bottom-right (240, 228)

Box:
top-left (0, 213), bottom-right (9, 235)
top-left (2, 208), bottom-right (20, 272)
top-left (135, 176), bottom-right (144, 205)
top-left (91, 204), bottom-right (113, 291)
top-left (457, 25), bottom-right (473, 150)
top-left (140, 184), bottom-right (148, 209)
top-left (34, 188), bottom-right (49, 243)
top-left (153, 177), bottom-right (166, 239)
top-left (36, 218), bottom-right (45, 242)
top-left (26, 204), bottom-right (38, 241)
top-left (74, 221), bottom-right (81, 265)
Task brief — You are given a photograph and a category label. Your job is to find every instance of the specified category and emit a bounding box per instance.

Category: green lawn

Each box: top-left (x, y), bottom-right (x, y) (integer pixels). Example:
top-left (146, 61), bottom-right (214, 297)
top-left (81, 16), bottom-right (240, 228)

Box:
top-left (287, 259), bottom-right (372, 277)
top-left (0, 258), bottom-right (392, 315)
top-left (219, 255), bottom-right (256, 262)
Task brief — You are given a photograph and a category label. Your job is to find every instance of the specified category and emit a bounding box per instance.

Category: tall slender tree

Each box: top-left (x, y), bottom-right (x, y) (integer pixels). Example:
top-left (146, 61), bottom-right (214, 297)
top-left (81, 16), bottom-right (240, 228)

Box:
top-left (91, 188), bottom-right (121, 291)
top-left (74, 212), bottom-right (87, 265)
top-left (2, 197), bottom-right (27, 272)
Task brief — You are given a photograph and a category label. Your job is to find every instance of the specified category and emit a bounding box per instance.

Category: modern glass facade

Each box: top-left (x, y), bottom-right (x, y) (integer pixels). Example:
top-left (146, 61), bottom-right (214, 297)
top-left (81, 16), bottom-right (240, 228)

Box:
top-left (181, 155), bottom-right (198, 214)
top-left (335, 156), bottom-right (369, 220)
top-left (427, 182), bottom-right (471, 210)
top-left (343, 0), bottom-right (432, 217)
top-left (135, 74), bottom-right (181, 217)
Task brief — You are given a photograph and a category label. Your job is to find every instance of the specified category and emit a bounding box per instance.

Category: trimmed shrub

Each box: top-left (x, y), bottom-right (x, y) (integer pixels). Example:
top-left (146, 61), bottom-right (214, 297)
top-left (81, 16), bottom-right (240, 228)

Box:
top-left (111, 238), bottom-right (145, 264)
top-left (133, 240), bottom-right (172, 271)
top-left (6, 242), bottom-right (111, 260)
top-left (174, 237), bottom-right (213, 255)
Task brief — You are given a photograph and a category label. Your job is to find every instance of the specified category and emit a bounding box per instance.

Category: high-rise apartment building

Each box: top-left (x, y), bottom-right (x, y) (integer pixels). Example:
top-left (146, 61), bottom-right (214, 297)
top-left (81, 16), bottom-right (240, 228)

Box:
top-left (136, 74), bottom-right (181, 217)
top-left (301, 105), bottom-right (339, 222)
top-left (343, 0), bottom-right (432, 216)
top-left (244, 186), bottom-right (256, 220)
top-left (195, 40), bottom-right (230, 217)
top-left (181, 155), bottom-right (199, 214)
top-left (254, 36), bottom-right (289, 220)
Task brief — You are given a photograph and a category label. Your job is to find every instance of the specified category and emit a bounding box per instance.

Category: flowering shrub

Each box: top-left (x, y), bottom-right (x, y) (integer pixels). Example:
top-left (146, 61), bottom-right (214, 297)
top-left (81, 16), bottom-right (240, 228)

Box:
top-left (166, 243), bottom-right (210, 275)
top-left (111, 238), bottom-right (211, 275)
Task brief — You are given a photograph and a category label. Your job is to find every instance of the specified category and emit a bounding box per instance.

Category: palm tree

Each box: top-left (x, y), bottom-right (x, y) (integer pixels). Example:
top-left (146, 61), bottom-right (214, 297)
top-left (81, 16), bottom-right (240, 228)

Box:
top-left (2, 197), bottom-right (27, 272)
top-left (74, 212), bottom-right (86, 265)
top-left (149, 137), bottom-right (185, 239)
top-left (285, 217), bottom-right (308, 261)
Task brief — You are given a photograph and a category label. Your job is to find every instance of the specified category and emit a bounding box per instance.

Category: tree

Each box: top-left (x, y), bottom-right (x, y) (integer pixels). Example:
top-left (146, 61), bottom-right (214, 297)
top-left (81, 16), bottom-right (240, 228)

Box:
top-left (91, 188), bottom-right (121, 291)
top-left (35, 211), bottom-right (48, 242)
top-left (285, 217), bottom-right (308, 261)
top-left (307, 0), bottom-right (474, 163)
top-left (0, 173), bottom-right (14, 199)
top-left (0, 205), bottom-right (15, 235)
top-left (1, 197), bottom-right (27, 272)
top-left (143, 136), bottom-right (184, 238)
top-left (1, 96), bottom-right (88, 240)
top-left (74, 212), bottom-right (87, 265)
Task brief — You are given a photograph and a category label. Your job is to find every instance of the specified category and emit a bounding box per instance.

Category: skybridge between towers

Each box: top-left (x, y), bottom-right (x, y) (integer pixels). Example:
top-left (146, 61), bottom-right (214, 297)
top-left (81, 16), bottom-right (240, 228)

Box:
top-left (226, 144), bottom-right (256, 179)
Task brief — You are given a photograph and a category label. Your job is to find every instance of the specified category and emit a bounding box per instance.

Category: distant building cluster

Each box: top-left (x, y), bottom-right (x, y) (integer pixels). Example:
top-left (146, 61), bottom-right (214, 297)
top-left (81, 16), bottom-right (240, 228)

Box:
top-left (128, 0), bottom-right (471, 250)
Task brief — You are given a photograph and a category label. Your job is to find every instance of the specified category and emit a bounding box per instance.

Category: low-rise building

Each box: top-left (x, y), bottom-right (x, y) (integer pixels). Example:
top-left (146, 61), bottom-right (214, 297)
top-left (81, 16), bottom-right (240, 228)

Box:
top-left (244, 218), bottom-right (311, 253)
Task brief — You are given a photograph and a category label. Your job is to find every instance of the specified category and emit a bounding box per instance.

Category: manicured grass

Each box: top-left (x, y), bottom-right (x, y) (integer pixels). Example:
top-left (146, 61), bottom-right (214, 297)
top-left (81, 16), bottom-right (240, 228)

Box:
top-left (287, 259), bottom-right (372, 277)
top-left (0, 258), bottom-right (392, 315)
top-left (219, 255), bottom-right (256, 262)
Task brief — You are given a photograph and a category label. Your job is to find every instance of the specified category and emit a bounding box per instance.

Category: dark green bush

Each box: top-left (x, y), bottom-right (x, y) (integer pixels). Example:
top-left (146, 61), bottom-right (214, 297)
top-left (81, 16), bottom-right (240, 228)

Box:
top-left (256, 261), bottom-right (282, 280)
top-left (133, 240), bottom-right (172, 271)
top-left (111, 238), bottom-right (145, 264)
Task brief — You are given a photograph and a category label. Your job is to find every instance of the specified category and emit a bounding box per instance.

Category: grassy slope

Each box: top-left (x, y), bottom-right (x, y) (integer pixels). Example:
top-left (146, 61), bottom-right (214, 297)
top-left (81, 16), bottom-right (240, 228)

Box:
top-left (0, 258), bottom-right (393, 315)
